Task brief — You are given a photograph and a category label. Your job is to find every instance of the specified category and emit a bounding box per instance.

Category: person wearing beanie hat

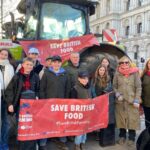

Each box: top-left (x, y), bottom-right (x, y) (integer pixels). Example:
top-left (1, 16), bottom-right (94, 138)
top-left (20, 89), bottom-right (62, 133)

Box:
top-left (70, 70), bottom-right (91, 150)
top-left (51, 55), bottom-right (62, 62)
top-left (28, 47), bottom-right (39, 54)
top-left (39, 56), bottom-right (52, 79)
top-left (16, 47), bottom-right (43, 74)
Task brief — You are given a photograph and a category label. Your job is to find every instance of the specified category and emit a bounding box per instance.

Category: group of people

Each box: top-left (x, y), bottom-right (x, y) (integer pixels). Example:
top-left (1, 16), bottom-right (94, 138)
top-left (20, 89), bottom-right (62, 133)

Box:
top-left (0, 47), bottom-right (150, 150)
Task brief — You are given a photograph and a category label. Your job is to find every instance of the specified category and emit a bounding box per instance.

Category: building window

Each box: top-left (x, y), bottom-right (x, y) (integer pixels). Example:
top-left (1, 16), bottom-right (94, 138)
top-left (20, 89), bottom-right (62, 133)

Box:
top-left (106, 0), bottom-right (110, 14)
top-left (134, 45), bottom-right (139, 59)
top-left (96, 26), bottom-right (99, 33)
top-left (125, 26), bottom-right (130, 37)
top-left (96, 3), bottom-right (100, 18)
top-left (105, 23), bottom-right (110, 29)
top-left (126, 0), bottom-right (130, 11)
top-left (137, 22), bottom-right (142, 33)
top-left (138, 0), bottom-right (142, 6)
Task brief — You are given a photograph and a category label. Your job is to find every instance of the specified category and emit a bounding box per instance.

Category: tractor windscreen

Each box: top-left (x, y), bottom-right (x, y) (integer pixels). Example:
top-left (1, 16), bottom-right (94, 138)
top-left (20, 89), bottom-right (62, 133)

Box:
top-left (39, 2), bottom-right (86, 39)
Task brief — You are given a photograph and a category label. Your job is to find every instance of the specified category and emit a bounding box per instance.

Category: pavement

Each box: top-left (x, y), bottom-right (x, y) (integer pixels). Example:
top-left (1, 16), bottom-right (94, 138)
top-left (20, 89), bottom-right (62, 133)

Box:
top-left (9, 116), bottom-right (145, 150)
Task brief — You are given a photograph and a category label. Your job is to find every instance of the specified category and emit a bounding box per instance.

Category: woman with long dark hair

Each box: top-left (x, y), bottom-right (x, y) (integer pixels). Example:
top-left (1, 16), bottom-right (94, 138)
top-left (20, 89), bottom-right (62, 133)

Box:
top-left (92, 65), bottom-right (115, 146)
top-left (0, 49), bottom-right (15, 150)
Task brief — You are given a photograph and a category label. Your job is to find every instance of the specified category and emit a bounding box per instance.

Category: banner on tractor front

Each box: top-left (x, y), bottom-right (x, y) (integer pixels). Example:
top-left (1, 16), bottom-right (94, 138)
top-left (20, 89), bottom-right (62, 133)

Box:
top-left (19, 34), bottom-right (99, 64)
top-left (18, 94), bottom-right (109, 141)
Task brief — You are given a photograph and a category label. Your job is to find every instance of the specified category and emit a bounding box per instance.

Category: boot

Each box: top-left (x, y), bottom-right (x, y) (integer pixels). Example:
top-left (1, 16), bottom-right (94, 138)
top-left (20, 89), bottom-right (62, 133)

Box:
top-left (74, 144), bottom-right (81, 150)
top-left (56, 141), bottom-right (69, 150)
top-left (39, 145), bottom-right (47, 150)
top-left (80, 143), bottom-right (86, 150)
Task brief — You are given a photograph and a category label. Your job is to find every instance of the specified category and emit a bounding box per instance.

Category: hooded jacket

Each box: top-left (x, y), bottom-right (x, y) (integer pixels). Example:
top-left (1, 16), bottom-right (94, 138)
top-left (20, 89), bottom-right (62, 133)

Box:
top-left (39, 67), bottom-right (71, 99)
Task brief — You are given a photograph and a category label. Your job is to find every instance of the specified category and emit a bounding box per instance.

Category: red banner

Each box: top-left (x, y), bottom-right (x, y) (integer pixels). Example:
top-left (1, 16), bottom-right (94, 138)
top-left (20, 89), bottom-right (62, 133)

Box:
top-left (18, 94), bottom-right (109, 141)
top-left (19, 34), bottom-right (99, 64)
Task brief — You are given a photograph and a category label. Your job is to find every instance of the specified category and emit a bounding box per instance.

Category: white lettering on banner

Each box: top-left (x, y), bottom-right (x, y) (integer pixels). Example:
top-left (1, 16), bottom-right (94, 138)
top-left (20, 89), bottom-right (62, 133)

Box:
top-left (50, 104), bottom-right (95, 112)
top-left (49, 40), bottom-right (81, 50)
top-left (51, 105), bottom-right (68, 112)
top-left (60, 47), bottom-right (73, 54)
top-left (64, 113), bottom-right (83, 120)
top-left (70, 104), bottom-right (95, 111)
top-left (19, 114), bottom-right (33, 122)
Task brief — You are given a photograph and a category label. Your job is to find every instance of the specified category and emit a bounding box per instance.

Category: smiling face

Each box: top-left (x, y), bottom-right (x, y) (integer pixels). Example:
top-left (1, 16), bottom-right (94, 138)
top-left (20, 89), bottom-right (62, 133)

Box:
top-left (101, 58), bottom-right (110, 68)
top-left (22, 60), bottom-right (34, 74)
top-left (78, 77), bottom-right (89, 86)
top-left (147, 60), bottom-right (150, 70)
top-left (0, 49), bottom-right (9, 60)
top-left (28, 53), bottom-right (39, 61)
top-left (119, 58), bottom-right (130, 70)
top-left (98, 66), bottom-right (106, 77)
top-left (70, 53), bottom-right (80, 66)
top-left (51, 60), bottom-right (62, 72)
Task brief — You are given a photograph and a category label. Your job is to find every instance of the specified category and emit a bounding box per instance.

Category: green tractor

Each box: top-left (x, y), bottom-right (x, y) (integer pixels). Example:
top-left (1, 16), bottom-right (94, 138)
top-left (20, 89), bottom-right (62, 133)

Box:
top-left (9, 0), bottom-right (127, 73)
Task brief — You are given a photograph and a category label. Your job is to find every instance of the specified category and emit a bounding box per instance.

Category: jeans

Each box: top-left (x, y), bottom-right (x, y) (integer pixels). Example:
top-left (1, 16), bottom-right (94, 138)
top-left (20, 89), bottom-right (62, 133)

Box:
top-left (38, 137), bottom-right (67, 146)
top-left (59, 137), bottom-right (67, 143)
top-left (143, 106), bottom-right (150, 128)
top-left (0, 100), bottom-right (10, 150)
top-left (38, 139), bottom-right (47, 146)
top-left (75, 134), bottom-right (87, 145)
top-left (119, 128), bottom-right (136, 141)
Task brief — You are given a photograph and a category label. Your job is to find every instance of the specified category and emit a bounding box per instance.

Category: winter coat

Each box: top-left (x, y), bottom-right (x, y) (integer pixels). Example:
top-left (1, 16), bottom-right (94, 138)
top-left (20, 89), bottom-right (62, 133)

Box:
top-left (16, 60), bottom-right (43, 74)
top-left (113, 71), bottom-right (142, 130)
top-left (39, 68), bottom-right (71, 99)
top-left (141, 74), bottom-right (150, 107)
top-left (91, 79), bottom-right (115, 124)
top-left (5, 71), bottom-right (40, 111)
top-left (70, 81), bottom-right (91, 99)
top-left (0, 59), bottom-right (14, 90)
top-left (64, 61), bottom-right (80, 88)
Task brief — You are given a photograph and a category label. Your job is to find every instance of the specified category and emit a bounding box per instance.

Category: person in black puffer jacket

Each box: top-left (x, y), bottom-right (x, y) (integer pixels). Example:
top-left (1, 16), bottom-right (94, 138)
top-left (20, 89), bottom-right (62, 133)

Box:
top-left (5, 57), bottom-right (40, 150)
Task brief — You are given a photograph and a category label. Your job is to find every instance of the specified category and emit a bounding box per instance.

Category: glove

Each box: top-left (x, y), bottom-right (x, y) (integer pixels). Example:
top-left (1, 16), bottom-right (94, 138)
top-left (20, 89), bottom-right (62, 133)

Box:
top-left (117, 95), bottom-right (123, 101)
top-left (115, 92), bottom-right (123, 102)
top-left (133, 99), bottom-right (140, 108)
top-left (115, 92), bottom-right (121, 98)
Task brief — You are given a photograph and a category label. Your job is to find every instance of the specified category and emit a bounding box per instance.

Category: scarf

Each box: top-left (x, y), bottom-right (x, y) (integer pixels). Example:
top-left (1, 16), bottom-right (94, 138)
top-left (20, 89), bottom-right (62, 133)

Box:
top-left (118, 67), bottom-right (139, 77)
top-left (146, 71), bottom-right (150, 76)
top-left (0, 59), bottom-right (9, 66)
top-left (19, 67), bottom-right (31, 90)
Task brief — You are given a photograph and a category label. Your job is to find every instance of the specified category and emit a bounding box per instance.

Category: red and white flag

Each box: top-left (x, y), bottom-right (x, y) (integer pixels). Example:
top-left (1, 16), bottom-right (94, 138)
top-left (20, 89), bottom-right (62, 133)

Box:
top-left (103, 29), bottom-right (118, 42)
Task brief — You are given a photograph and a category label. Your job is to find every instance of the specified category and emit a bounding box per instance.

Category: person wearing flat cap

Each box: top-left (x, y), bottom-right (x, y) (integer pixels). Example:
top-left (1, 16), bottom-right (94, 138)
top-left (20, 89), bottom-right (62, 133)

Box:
top-left (70, 70), bottom-right (91, 150)
top-left (39, 55), bottom-right (71, 150)
top-left (39, 56), bottom-right (52, 79)
top-left (16, 47), bottom-right (43, 74)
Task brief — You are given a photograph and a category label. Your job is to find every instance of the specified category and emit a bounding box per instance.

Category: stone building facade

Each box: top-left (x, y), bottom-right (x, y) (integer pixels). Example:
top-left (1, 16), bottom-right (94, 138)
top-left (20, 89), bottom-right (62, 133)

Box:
top-left (90, 0), bottom-right (150, 68)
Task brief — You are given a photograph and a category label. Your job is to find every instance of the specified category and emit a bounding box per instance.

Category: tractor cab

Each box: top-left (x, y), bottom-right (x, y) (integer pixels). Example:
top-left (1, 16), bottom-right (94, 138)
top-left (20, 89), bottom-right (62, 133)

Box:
top-left (17, 0), bottom-right (97, 40)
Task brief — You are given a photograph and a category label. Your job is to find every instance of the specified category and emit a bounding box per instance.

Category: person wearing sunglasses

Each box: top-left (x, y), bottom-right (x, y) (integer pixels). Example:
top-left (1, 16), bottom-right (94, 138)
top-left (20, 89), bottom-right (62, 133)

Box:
top-left (113, 56), bottom-right (142, 149)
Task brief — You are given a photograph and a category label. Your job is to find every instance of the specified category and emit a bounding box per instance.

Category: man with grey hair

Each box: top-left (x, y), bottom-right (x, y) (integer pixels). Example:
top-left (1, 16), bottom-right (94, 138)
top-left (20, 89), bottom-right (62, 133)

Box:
top-left (65, 52), bottom-right (80, 88)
